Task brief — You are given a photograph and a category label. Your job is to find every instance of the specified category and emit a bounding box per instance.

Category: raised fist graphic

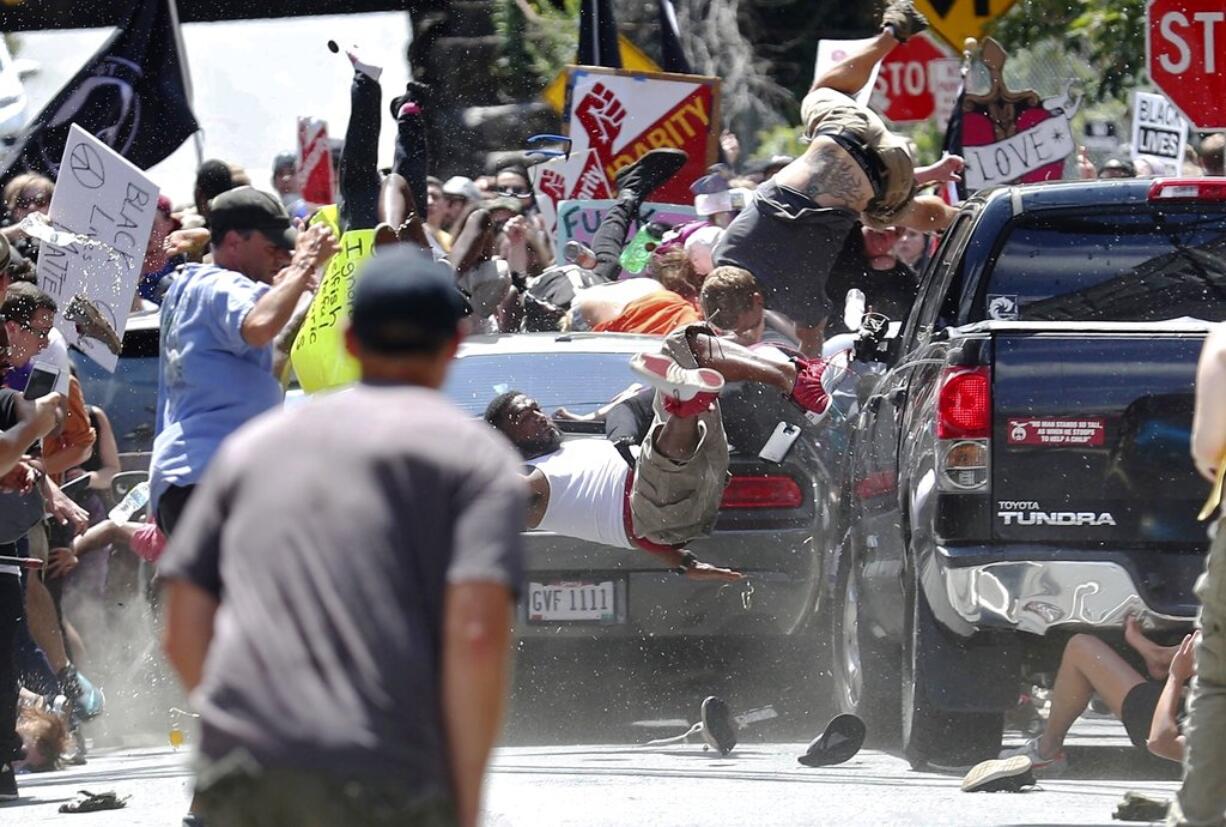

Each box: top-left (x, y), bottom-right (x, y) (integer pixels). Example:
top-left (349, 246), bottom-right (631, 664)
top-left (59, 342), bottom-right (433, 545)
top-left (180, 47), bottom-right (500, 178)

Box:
top-left (574, 83), bottom-right (626, 149)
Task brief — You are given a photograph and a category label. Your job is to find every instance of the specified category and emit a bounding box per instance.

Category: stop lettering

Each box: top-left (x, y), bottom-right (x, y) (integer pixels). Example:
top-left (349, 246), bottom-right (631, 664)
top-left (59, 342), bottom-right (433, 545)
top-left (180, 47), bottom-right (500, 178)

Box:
top-left (874, 33), bottom-right (953, 123)
top-left (1147, 0), bottom-right (1226, 128)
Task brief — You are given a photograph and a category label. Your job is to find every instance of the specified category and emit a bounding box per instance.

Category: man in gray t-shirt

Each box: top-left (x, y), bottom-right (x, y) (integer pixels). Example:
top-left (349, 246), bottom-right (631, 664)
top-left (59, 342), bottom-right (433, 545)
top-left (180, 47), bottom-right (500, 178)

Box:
top-left (161, 248), bottom-right (524, 827)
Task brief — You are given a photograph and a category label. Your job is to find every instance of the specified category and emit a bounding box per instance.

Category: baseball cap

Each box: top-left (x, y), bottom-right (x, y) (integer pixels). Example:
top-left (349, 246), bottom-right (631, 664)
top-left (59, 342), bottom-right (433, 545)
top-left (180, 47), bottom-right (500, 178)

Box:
top-left (350, 247), bottom-right (468, 354)
top-left (442, 175), bottom-right (481, 203)
top-left (273, 151), bottom-right (297, 173)
top-left (208, 186), bottom-right (297, 250)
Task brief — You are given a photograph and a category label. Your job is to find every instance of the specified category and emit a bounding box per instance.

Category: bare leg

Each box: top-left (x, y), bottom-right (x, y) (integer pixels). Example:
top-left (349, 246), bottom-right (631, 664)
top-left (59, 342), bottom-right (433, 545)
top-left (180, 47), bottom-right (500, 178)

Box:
top-left (652, 413), bottom-right (702, 461)
top-left (688, 332), bottom-right (798, 394)
top-left (25, 575), bottom-right (68, 672)
top-left (1038, 634), bottom-right (1145, 758)
top-left (812, 32), bottom-right (898, 94)
top-left (378, 173), bottom-right (431, 250)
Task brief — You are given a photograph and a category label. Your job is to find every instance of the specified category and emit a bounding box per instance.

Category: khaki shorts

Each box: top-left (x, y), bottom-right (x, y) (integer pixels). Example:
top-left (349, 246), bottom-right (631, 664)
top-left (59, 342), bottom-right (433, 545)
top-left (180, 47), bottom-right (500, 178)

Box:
top-left (799, 87), bottom-right (915, 224)
top-left (629, 325), bottom-right (730, 547)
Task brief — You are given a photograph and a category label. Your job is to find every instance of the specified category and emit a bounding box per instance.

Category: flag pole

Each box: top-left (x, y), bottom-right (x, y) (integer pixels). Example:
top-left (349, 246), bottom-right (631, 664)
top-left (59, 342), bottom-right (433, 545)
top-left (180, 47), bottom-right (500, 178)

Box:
top-left (166, 0), bottom-right (203, 167)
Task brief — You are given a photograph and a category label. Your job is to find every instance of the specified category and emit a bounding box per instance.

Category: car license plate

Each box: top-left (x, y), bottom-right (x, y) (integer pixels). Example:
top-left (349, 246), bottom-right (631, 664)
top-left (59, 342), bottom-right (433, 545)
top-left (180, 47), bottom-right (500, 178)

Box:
top-left (527, 580), bottom-right (617, 623)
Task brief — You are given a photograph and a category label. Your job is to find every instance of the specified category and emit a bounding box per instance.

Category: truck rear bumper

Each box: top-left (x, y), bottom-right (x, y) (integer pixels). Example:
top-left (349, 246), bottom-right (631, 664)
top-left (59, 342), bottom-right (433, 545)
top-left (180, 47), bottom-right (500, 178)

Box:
top-left (934, 550), bottom-right (1196, 635)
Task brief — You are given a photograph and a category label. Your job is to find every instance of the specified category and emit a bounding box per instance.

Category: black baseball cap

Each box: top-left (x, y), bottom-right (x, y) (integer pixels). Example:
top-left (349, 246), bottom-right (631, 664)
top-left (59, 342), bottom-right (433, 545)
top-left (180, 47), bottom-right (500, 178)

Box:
top-left (350, 247), bottom-right (468, 354)
top-left (208, 186), bottom-right (297, 250)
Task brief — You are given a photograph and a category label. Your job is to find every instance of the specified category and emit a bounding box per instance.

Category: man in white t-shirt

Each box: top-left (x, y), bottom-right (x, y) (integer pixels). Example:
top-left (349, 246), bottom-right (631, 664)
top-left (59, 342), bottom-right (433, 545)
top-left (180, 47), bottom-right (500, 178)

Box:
top-left (485, 294), bottom-right (833, 580)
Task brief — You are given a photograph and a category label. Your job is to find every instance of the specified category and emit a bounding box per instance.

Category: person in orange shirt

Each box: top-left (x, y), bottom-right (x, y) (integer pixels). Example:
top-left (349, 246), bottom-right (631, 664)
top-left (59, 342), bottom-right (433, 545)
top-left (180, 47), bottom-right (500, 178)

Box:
top-left (593, 248), bottom-right (707, 335)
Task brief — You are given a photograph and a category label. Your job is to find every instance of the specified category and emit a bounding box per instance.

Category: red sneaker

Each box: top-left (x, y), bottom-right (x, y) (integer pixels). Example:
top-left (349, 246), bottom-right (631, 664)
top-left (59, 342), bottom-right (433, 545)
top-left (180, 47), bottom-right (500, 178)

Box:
top-left (662, 390), bottom-right (720, 418)
top-left (790, 357), bottom-right (833, 425)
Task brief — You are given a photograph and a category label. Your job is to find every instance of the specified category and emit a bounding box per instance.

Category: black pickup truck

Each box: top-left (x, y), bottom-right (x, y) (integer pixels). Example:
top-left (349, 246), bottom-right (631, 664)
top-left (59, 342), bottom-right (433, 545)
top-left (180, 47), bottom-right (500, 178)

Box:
top-left (826, 178), bottom-right (1226, 768)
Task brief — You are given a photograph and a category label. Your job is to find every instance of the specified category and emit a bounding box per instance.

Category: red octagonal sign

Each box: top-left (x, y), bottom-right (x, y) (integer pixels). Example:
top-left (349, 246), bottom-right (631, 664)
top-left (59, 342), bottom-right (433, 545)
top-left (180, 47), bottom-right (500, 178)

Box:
top-left (874, 33), bottom-right (956, 124)
top-left (1147, 0), bottom-right (1226, 129)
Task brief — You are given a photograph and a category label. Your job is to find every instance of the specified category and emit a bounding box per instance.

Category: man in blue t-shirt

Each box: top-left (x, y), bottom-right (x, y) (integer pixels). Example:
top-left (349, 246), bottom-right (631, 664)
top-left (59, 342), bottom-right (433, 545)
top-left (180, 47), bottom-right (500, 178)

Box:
top-left (150, 187), bottom-right (338, 536)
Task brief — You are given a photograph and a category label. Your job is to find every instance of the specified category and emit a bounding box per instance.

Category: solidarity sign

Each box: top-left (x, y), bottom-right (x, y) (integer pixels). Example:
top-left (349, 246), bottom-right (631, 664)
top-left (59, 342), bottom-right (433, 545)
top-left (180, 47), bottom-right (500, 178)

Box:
top-left (547, 67), bottom-right (718, 219)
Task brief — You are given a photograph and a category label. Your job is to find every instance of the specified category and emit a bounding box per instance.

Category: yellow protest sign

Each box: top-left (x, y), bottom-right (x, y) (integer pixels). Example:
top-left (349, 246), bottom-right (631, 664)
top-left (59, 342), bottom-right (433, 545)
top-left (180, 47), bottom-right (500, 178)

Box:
top-left (289, 228), bottom-right (373, 393)
top-left (543, 35), bottom-right (662, 112)
top-left (914, 0), bottom-right (1019, 52)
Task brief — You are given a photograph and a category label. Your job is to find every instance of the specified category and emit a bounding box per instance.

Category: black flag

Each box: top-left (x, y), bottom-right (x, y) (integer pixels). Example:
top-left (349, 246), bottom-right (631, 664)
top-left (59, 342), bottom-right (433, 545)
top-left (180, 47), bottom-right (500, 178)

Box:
top-left (578, 0), bottom-right (622, 69)
top-left (0, 0), bottom-right (199, 185)
top-left (657, 0), bottom-right (693, 75)
top-left (940, 84), bottom-right (967, 204)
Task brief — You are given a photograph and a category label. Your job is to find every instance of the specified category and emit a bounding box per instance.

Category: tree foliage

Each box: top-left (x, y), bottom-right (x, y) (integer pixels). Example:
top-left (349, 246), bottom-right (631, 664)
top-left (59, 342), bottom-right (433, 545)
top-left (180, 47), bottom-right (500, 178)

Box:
top-left (990, 0), bottom-right (1148, 101)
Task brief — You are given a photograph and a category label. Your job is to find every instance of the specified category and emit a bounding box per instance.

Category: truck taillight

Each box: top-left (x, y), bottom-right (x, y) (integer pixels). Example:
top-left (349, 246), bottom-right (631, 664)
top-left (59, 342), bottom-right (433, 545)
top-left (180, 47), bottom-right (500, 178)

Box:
top-left (936, 367), bottom-right (991, 439)
top-left (1147, 178), bottom-right (1226, 202)
top-left (720, 476), bottom-right (803, 509)
top-left (937, 367), bottom-right (991, 493)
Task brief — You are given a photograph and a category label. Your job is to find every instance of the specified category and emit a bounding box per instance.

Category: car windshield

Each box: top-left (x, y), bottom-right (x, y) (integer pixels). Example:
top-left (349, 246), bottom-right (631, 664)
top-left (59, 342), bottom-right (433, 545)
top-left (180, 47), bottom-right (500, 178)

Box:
top-left (75, 327), bottom-right (160, 455)
top-left (981, 209), bottom-right (1226, 323)
top-left (443, 351), bottom-right (642, 417)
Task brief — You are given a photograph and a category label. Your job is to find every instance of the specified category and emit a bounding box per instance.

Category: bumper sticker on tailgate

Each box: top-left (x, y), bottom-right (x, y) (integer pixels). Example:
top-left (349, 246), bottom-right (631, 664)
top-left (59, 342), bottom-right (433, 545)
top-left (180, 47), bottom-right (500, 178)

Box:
top-left (1007, 417), bottom-right (1105, 447)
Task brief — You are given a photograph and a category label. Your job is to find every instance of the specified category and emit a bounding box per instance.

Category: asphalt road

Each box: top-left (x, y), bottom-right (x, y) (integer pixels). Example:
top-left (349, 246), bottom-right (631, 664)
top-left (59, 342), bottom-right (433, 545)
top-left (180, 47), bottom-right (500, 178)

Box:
top-left (10, 719), bottom-right (1180, 826)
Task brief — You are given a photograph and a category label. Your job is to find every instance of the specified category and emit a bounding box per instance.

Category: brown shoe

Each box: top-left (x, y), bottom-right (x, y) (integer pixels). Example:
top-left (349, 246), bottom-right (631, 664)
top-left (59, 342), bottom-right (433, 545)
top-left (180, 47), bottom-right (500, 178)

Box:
top-left (882, 0), bottom-right (928, 42)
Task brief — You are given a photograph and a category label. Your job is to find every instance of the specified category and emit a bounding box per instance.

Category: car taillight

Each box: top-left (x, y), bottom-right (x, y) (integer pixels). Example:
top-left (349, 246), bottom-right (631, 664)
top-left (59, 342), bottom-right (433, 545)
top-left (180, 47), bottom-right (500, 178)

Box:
top-left (1147, 178), bottom-right (1226, 202)
top-left (936, 367), bottom-right (991, 439)
top-left (720, 475), bottom-right (803, 509)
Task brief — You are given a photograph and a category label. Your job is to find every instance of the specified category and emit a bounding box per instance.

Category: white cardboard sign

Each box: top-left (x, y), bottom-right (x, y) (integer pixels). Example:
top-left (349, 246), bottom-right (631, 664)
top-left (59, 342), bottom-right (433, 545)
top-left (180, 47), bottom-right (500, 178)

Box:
top-left (1131, 91), bottom-right (1188, 176)
top-left (36, 124), bottom-right (158, 372)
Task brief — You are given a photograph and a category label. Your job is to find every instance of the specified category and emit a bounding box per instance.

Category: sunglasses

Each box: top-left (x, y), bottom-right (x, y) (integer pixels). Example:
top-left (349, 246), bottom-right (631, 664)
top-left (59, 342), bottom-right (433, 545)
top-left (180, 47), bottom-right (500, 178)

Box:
top-left (496, 186), bottom-right (533, 198)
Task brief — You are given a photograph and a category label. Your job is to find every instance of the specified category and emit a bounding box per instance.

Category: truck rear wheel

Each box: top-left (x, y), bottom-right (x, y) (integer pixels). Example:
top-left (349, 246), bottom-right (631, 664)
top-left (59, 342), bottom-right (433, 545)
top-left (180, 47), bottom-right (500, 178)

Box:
top-left (831, 548), bottom-right (899, 743)
top-left (901, 579), bottom-right (1003, 769)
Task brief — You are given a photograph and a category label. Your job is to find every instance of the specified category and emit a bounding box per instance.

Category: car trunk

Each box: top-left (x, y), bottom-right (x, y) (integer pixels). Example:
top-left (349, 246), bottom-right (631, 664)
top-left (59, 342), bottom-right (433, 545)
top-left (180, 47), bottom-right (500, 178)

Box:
top-left (991, 327), bottom-right (1207, 547)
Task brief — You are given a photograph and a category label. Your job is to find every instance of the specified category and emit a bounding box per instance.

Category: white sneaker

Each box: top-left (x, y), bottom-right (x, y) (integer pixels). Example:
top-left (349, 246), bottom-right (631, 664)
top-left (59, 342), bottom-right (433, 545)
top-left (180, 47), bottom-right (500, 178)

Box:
top-left (630, 352), bottom-right (724, 401)
top-left (999, 736), bottom-right (1067, 775)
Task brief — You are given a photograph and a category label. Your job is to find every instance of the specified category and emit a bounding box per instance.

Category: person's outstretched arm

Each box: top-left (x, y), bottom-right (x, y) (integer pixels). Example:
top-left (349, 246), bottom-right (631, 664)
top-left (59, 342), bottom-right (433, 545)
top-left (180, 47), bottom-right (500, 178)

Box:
top-left (1148, 632), bottom-right (1196, 761)
top-left (241, 224), bottom-right (337, 348)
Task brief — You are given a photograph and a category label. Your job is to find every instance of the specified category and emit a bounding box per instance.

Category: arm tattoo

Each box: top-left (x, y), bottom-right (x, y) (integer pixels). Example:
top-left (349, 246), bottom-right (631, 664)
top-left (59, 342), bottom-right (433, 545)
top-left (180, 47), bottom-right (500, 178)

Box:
top-left (801, 144), bottom-right (868, 207)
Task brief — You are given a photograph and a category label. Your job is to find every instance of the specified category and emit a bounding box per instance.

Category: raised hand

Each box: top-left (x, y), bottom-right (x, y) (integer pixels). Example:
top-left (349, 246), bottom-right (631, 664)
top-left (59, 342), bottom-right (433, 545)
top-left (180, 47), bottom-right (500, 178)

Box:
top-left (685, 560), bottom-right (746, 582)
top-left (575, 83), bottom-right (627, 150)
top-left (1170, 632), bottom-right (1198, 685)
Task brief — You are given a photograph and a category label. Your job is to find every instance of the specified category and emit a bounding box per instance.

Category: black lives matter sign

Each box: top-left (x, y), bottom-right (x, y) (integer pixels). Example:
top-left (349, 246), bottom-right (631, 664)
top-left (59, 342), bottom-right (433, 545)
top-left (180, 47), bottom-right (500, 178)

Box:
top-left (1132, 90), bottom-right (1188, 173)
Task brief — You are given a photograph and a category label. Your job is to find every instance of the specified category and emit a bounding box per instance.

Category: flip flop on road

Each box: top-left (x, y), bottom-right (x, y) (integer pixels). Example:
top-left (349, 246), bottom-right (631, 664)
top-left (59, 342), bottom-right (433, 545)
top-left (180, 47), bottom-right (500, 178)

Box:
top-left (961, 755), bottom-right (1036, 793)
top-left (797, 713), bottom-right (866, 767)
top-left (59, 789), bottom-right (129, 813)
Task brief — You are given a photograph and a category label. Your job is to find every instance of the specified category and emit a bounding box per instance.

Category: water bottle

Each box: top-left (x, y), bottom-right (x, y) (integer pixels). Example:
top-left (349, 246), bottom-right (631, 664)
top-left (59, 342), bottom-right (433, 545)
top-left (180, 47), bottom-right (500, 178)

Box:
top-left (619, 222), bottom-right (668, 275)
top-left (108, 481), bottom-right (150, 524)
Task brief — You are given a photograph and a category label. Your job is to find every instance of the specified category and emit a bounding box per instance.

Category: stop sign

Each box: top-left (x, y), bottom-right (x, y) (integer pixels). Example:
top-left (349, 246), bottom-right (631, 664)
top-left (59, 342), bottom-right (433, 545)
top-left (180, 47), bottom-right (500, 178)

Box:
top-left (1147, 0), bottom-right (1226, 129)
top-left (873, 33), bottom-right (956, 123)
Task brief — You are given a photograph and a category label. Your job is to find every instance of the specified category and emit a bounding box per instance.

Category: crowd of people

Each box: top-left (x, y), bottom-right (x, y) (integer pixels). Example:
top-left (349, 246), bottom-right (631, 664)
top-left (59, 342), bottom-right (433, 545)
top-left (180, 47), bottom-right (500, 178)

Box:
top-left (0, 1), bottom-right (1224, 825)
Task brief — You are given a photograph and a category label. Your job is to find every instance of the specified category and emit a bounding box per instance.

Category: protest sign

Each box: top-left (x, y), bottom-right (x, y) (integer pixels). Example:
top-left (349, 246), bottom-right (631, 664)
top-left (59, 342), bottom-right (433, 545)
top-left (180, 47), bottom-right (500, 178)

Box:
top-left (554, 199), bottom-right (696, 270)
top-left (562, 66), bottom-right (719, 206)
top-left (297, 116), bottom-right (334, 205)
top-left (36, 124), bottom-right (157, 372)
top-left (533, 147), bottom-right (607, 240)
top-left (815, 38), bottom-right (882, 108)
top-left (960, 39), bottom-right (1081, 190)
top-left (1131, 91), bottom-right (1187, 176)
top-left (290, 221), bottom-right (372, 393)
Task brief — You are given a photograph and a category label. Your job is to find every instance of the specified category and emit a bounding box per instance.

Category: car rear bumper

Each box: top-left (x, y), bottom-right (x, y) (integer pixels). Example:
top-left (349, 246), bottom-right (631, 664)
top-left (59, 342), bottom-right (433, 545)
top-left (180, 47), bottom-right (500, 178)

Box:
top-left (516, 529), bottom-right (818, 639)
top-left (932, 546), bottom-right (1198, 636)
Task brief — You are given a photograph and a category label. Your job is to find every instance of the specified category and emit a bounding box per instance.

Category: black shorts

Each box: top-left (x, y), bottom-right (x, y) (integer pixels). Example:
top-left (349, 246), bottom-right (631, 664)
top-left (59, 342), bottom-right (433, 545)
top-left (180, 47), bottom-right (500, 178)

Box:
top-left (156, 484), bottom-right (197, 539)
top-left (1120, 680), bottom-right (1165, 750)
top-left (713, 181), bottom-right (858, 328)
